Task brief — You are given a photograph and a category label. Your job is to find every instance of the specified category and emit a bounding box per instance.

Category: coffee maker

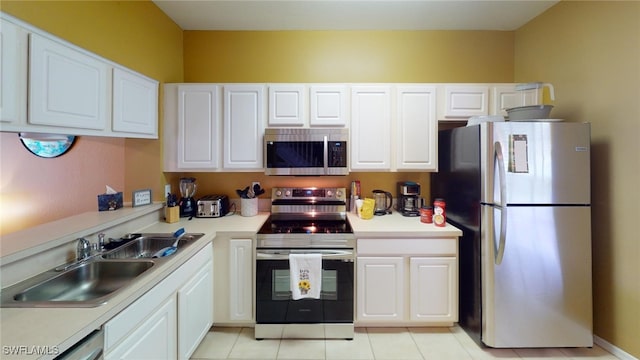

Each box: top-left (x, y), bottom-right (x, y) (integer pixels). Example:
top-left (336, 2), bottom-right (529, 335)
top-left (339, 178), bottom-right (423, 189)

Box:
top-left (397, 181), bottom-right (421, 217)
top-left (179, 177), bottom-right (197, 217)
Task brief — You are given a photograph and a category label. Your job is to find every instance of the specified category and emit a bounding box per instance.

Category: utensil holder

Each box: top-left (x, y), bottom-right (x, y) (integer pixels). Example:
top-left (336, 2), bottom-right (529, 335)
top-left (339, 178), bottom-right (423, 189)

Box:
top-left (241, 198), bottom-right (258, 217)
top-left (165, 206), bottom-right (179, 223)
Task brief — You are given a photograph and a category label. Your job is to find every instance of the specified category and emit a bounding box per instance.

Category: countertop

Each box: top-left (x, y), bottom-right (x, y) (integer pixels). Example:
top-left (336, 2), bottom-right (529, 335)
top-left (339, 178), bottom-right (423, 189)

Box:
top-left (0, 210), bottom-right (269, 360)
top-left (0, 209), bottom-right (461, 359)
top-left (347, 212), bottom-right (463, 238)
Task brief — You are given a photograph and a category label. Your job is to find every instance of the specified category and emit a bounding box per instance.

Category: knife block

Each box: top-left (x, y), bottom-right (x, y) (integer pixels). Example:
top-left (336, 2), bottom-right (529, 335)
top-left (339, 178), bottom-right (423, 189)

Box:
top-left (165, 206), bottom-right (179, 223)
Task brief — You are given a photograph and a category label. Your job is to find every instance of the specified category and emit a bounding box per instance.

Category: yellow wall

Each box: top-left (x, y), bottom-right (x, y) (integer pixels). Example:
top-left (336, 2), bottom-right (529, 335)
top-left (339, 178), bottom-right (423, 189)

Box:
top-left (0, 0), bottom-right (183, 235)
top-left (515, 1), bottom-right (640, 357)
top-left (179, 29), bottom-right (515, 199)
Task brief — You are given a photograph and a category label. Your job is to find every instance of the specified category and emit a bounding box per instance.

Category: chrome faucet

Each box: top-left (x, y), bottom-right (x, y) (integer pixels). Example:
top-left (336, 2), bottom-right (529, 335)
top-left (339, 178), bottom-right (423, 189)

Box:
top-left (76, 237), bottom-right (91, 261)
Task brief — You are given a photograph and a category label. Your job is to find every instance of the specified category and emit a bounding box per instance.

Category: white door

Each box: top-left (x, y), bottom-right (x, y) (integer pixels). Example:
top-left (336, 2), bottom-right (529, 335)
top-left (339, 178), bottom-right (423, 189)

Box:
top-left (268, 84), bottom-right (305, 126)
top-left (178, 261), bottom-right (213, 360)
top-left (223, 84), bottom-right (265, 169)
top-left (442, 85), bottom-right (489, 118)
top-left (0, 18), bottom-right (27, 124)
top-left (409, 257), bottom-right (457, 322)
top-left (112, 67), bottom-right (158, 136)
top-left (309, 85), bottom-right (348, 127)
top-left (351, 86), bottom-right (391, 170)
top-left (177, 84), bottom-right (220, 169)
top-left (29, 33), bottom-right (109, 130)
top-left (396, 85), bottom-right (437, 170)
top-left (229, 238), bottom-right (253, 321)
top-left (105, 295), bottom-right (177, 360)
top-left (356, 257), bottom-right (404, 322)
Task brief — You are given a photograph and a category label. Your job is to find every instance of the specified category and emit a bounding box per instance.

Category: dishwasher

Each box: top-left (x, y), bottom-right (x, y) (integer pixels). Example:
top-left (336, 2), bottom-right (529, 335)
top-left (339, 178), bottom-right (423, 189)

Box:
top-left (55, 329), bottom-right (103, 360)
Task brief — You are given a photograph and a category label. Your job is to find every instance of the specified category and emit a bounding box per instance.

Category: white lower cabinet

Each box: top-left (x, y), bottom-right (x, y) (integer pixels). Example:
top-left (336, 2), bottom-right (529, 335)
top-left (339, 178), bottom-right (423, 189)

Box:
top-left (357, 257), bottom-right (405, 321)
top-left (213, 236), bottom-right (254, 324)
top-left (178, 260), bottom-right (214, 359)
top-left (356, 238), bottom-right (458, 325)
top-left (104, 243), bottom-right (213, 360)
top-left (106, 295), bottom-right (177, 359)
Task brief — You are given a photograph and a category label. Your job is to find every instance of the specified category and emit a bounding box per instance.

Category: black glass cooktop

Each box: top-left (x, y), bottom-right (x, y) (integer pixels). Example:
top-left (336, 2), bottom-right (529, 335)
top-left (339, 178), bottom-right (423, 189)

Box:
top-left (258, 217), bottom-right (352, 235)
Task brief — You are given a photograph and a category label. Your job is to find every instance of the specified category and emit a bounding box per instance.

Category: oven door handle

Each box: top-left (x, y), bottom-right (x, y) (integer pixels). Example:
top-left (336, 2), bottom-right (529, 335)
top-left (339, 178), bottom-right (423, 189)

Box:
top-left (256, 249), bottom-right (354, 261)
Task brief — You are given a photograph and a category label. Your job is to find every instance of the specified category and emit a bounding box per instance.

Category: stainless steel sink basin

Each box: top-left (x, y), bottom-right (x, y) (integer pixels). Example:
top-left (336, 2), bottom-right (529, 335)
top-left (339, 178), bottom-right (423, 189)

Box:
top-left (1, 232), bottom-right (206, 308)
top-left (102, 233), bottom-right (204, 259)
top-left (4, 261), bottom-right (154, 307)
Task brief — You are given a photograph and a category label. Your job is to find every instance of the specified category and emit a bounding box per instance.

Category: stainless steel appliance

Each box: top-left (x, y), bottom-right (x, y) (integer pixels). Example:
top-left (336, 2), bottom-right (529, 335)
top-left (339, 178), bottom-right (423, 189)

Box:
top-left (397, 181), bottom-right (421, 217)
top-left (179, 177), bottom-right (197, 217)
top-left (55, 329), bottom-right (103, 359)
top-left (264, 128), bottom-right (349, 175)
top-left (372, 189), bottom-right (392, 215)
top-left (196, 195), bottom-right (229, 218)
top-left (432, 121), bottom-right (593, 348)
top-left (256, 187), bottom-right (354, 339)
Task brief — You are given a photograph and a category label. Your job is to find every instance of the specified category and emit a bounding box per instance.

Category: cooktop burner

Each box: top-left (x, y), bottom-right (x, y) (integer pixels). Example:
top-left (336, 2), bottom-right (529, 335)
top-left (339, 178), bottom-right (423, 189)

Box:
top-left (258, 217), bottom-right (352, 235)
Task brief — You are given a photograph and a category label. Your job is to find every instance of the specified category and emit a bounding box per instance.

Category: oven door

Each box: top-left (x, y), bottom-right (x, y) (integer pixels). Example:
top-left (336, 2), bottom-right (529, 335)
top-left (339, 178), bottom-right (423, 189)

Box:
top-left (255, 249), bottom-right (354, 324)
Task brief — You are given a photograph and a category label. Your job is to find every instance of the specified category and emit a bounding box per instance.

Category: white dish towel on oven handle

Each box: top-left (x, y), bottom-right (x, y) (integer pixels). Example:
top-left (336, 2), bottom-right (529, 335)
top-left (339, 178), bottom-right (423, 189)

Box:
top-left (289, 253), bottom-right (322, 300)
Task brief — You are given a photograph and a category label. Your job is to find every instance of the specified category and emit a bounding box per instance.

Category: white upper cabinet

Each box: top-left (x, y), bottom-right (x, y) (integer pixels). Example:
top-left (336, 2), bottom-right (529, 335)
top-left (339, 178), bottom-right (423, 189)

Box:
top-left (395, 85), bottom-right (437, 171)
top-left (223, 84), bottom-right (265, 169)
top-left (29, 33), bottom-right (110, 130)
top-left (163, 84), bottom-right (220, 171)
top-left (112, 67), bottom-right (158, 136)
top-left (350, 85), bottom-right (392, 170)
top-left (0, 12), bottom-right (158, 138)
top-left (490, 84), bottom-right (540, 116)
top-left (439, 84), bottom-right (489, 119)
top-left (0, 18), bottom-right (27, 124)
top-left (309, 85), bottom-right (348, 127)
top-left (268, 84), bottom-right (305, 127)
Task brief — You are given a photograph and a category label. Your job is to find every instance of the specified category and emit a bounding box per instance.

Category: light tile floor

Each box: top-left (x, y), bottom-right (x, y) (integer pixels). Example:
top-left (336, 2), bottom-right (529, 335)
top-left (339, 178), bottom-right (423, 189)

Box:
top-left (191, 326), bottom-right (620, 360)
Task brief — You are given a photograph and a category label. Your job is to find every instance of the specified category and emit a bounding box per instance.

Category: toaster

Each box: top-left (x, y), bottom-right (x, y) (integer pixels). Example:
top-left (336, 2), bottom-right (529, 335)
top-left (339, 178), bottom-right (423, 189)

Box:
top-left (196, 195), bottom-right (230, 218)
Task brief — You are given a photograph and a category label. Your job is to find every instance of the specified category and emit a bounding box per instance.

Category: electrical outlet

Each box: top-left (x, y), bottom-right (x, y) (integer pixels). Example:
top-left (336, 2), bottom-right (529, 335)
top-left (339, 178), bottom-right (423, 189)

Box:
top-left (164, 184), bottom-right (171, 196)
top-left (252, 181), bottom-right (261, 188)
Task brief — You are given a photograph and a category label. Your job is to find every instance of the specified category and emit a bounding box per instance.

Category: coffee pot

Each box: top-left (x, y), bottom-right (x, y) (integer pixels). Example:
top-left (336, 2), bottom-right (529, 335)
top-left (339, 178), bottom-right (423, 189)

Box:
top-left (397, 181), bottom-right (421, 217)
top-left (372, 189), bottom-right (393, 215)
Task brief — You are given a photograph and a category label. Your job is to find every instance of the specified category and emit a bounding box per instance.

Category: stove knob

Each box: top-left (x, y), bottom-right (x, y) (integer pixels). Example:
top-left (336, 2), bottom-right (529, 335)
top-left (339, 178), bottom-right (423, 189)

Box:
top-left (275, 190), bottom-right (282, 197)
top-left (285, 190), bottom-right (291, 197)
top-left (335, 190), bottom-right (342, 198)
top-left (326, 190), bottom-right (333, 197)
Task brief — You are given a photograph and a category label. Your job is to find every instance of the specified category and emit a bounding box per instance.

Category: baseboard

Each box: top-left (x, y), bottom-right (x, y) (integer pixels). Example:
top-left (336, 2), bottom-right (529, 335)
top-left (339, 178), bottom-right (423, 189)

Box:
top-left (594, 335), bottom-right (638, 360)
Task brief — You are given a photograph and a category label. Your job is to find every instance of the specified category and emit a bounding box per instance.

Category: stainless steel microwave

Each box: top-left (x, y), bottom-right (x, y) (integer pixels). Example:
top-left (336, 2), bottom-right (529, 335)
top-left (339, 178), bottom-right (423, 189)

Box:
top-left (264, 128), bottom-right (349, 175)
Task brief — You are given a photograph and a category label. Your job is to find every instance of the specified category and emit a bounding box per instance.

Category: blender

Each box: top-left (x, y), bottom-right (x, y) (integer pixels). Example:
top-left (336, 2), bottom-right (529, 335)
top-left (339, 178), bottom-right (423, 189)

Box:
top-left (179, 177), bottom-right (197, 217)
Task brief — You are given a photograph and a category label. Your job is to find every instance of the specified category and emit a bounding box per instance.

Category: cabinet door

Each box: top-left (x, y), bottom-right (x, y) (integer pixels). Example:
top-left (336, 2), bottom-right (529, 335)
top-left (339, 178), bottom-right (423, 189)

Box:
top-left (356, 257), bottom-right (404, 322)
top-left (309, 85), bottom-right (348, 127)
top-left (491, 85), bottom-right (540, 116)
top-left (112, 67), bottom-right (158, 136)
top-left (442, 85), bottom-right (489, 119)
top-left (396, 85), bottom-right (437, 170)
top-left (268, 84), bottom-right (305, 126)
top-left (0, 18), bottom-right (27, 125)
top-left (29, 33), bottom-right (109, 130)
top-left (223, 84), bottom-right (265, 169)
top-left (178, 261), bottom-right (213, 360)
top-left (350, 86), bottom-right (391, 170)
top-left (177, 85), bottom-right (220, 169)
top-left (229, 238), bottom-right (253, 321)
top-left (105, 295), bottom-right (177, 360)
top-left (409, 257), bottom-right (458, 323)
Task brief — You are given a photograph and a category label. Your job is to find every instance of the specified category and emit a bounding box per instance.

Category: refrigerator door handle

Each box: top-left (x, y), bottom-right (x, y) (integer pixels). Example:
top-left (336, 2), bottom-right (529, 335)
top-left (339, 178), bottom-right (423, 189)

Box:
top-left (494, 141), bottom-right (507, 265)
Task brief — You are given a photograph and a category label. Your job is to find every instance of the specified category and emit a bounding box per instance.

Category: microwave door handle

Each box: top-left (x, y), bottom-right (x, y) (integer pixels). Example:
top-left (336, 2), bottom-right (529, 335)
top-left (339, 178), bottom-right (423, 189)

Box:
top-left (323, 135), bottom-right (329, 174)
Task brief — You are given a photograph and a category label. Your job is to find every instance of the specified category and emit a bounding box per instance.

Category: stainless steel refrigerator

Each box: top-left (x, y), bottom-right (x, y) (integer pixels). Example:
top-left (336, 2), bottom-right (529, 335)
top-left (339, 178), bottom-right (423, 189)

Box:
top-left (432, 121), bottom-right (593, 348)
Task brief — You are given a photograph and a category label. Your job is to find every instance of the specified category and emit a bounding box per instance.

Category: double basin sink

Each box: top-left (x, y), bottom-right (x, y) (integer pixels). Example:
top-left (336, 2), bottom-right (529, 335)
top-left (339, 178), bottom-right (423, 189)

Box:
top-left (1, 233), bottom-right (204, 308)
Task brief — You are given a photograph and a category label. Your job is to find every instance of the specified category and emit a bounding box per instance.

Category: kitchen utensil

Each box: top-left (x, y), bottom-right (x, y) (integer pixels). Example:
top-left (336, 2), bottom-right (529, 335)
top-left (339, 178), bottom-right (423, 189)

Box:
top-left (372, 190), bottom-right (393, 215)
top-left (152, 228), bottom-right (185, 258)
